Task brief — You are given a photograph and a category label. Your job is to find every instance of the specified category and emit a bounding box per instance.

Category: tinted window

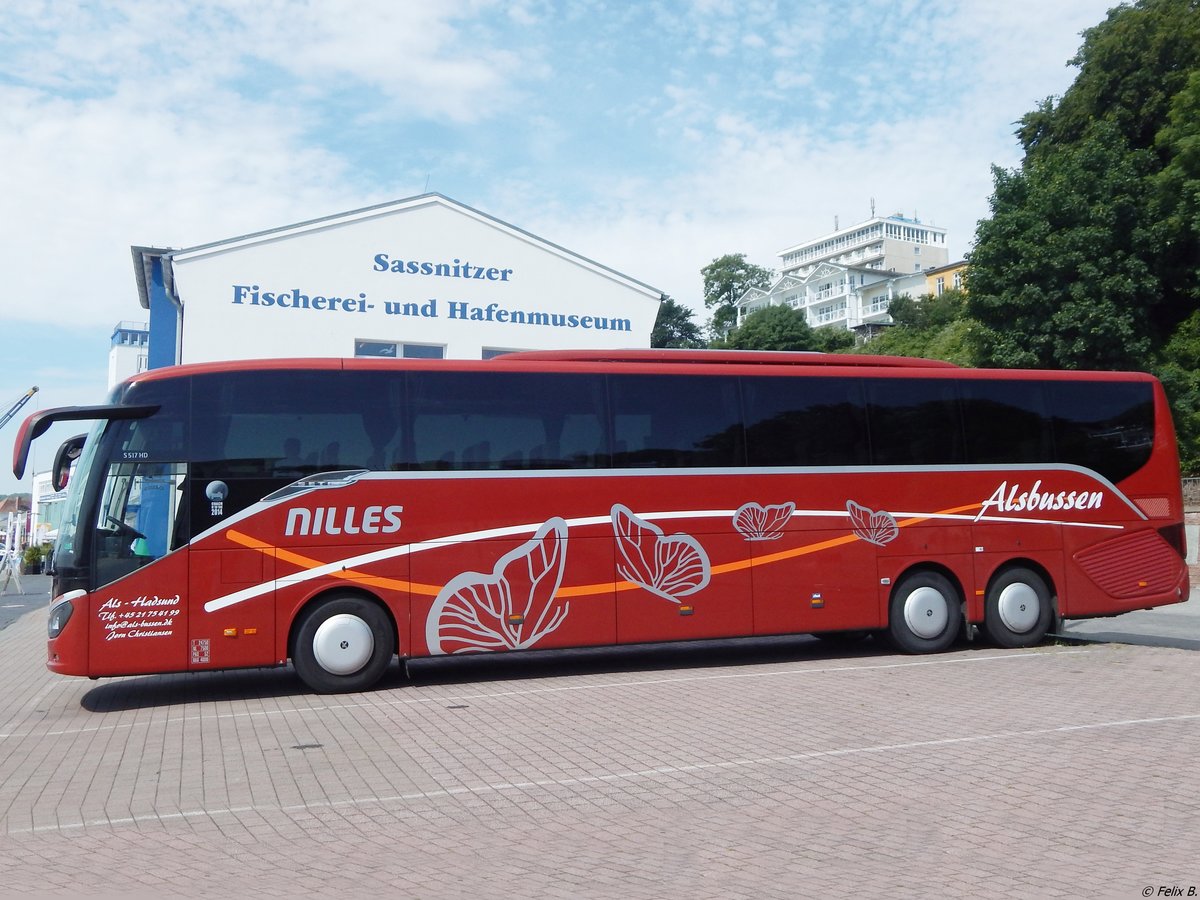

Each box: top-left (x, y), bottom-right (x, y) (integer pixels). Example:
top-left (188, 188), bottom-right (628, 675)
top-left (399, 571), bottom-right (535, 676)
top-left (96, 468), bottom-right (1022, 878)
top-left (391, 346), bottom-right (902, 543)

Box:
top-left (162, 369), bottom-right (1155, 487)
top-left (609, 375), bottom-right (742, 467)
top-left (743, 376), bottom-right (869, 466)
top-left (407, 371), bottom-right (606, 470)
top-left (114, 378), bottom-right (189, 461)
top-left (960, 380), bottom-right (1054, 464)
top-left (189, 371), bottom-right (402, 476)
top-left (1046, 381), bottom-right (1154, 483)
top-left (866, 378), bottom-right (963, 465)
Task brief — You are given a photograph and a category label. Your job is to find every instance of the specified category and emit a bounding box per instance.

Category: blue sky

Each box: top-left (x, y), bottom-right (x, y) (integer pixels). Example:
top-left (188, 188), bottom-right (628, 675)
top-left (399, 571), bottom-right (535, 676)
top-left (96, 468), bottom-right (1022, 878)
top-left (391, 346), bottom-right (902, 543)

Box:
top-left (0, 0), bottom-right (1118, 494)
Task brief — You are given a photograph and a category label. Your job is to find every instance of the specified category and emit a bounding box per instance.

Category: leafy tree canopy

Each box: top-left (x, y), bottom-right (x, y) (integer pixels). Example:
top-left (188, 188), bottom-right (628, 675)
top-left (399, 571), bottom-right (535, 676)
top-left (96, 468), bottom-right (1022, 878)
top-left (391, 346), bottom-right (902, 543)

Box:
top-left (1157, 309), bottom-right (1200, 471)
top-left (967, 122), bottom-right (1159, 369)
top-left (867, 291), bottom-right (977, 366)
top-left (889, 289), bottom-right (967, 332)
top-left (717, 305), bottom-right (814, 351)
top-left (1018, 0), bottom-right (1200, 158)
top-left (809, 324), bottom-right (856, 354)
top-left (701, 253), bottom-right (773, 338)
top-left (1151, 69), bottom-right (1200, 318)
top-left (650, 296), bottom-right (705, 349)
top-left (968, 0), bottom-right (1200, 371)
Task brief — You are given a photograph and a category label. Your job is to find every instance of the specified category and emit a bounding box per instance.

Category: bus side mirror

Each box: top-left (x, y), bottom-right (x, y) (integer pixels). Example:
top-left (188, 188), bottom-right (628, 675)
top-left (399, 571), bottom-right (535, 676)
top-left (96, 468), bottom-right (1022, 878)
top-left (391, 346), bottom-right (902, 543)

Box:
top-left (52, 434), bottom-right (87, 492)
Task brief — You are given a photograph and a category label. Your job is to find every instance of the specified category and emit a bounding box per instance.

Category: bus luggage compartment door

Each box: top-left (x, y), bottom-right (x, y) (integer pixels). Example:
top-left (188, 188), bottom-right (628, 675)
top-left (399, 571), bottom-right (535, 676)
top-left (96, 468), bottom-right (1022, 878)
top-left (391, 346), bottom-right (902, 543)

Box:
top-left (189, 548), bottom-right (276, 670)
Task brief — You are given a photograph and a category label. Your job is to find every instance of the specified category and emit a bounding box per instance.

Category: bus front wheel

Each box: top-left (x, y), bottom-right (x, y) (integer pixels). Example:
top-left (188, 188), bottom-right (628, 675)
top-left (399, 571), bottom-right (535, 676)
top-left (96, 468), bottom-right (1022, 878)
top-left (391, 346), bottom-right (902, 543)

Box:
top-left (887, 571), bottom-right (961, 654)
top-left (292, 596), bottom-right (395, 693)
top-left (983, 567), bottom-right (1052, 649)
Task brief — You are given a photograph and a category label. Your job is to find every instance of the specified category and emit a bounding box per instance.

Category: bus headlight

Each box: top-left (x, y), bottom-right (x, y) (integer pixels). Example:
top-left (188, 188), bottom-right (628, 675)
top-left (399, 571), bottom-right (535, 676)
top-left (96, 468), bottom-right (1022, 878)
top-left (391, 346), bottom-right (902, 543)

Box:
top-left (48, 599), bottom-right (74, 638)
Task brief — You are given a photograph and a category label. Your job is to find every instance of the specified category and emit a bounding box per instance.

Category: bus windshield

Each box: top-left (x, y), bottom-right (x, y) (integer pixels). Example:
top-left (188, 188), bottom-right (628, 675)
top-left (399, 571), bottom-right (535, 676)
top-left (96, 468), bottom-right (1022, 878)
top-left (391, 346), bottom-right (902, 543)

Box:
top-left (51, 376), bottom-right (189, 590)
top-left (52, 417), bottom-right (105, 575)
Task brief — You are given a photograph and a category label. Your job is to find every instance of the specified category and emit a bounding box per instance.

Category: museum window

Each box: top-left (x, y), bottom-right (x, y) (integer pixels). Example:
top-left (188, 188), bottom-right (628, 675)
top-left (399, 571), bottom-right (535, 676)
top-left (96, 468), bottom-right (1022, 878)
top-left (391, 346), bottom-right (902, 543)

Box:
top-left (402, 344), bottom-right (445, 359)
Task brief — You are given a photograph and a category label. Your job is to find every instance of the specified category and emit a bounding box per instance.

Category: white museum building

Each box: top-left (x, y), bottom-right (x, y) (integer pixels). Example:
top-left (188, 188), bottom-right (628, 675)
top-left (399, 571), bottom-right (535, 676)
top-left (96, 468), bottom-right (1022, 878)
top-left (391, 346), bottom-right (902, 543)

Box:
top-left (131, 193), bottom-right (665, 369)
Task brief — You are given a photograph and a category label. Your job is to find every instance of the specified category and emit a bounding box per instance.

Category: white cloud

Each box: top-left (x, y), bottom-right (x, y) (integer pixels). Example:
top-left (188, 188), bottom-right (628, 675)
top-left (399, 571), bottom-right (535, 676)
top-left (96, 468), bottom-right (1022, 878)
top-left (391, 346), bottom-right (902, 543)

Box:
top-left (0, 1), bottom-right (537, 333)
top-left (0, 0), bottom-right (1117, 340)
top-left (512, 0), bottom-right (1114, 322)
top-left (236, 2), bottom-right (525, 119)
top-left (4, 1), bottom-right (525, 118)
top-left (946, 0), bottom-right (1105, 119)
top-left (0, 81), bottom-right (360, 328)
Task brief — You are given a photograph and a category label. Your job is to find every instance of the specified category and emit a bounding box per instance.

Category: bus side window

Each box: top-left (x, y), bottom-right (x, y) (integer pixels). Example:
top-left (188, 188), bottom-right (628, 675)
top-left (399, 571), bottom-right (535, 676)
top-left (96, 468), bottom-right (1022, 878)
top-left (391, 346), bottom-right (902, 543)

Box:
top-left (961, 380), bottom-right (1053, 464)
top-left (609, 375), bottom-right (742, 468)
top-left (409, 371), bottom-right (607, 471)
top-left (558, 414), bottom-right (606, 467)
top-left (1046, 381), bottom-right (1154, 482)
top-left (463, 441), bottom-right (491, 467)
top-left (191, 370), bottom-right (387, 477)
top-left (742, 377), bottom-right (868, 467)
top-left (865, 378), bottom-right (964, 466)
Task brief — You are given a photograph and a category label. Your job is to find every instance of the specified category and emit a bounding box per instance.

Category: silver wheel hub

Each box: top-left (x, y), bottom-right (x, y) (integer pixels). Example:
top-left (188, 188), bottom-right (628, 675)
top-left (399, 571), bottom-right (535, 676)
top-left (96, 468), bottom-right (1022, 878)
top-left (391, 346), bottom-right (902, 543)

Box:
top-left (312, 614), bottom-right (374, 675)
top-left (997, 583), bottom-right (1040, 633)
top-left (904, 586), bottom-right (950, 639)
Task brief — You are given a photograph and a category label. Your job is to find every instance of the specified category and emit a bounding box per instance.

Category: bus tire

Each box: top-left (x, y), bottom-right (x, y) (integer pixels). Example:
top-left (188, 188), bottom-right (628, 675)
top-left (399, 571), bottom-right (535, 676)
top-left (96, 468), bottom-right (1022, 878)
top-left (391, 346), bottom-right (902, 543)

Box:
top-left (887, 571), bottom-right (961, 654)
top-left (983, 567), bottom-right (1052, 649)
top-left (292, 596), bottom-right (395, 693)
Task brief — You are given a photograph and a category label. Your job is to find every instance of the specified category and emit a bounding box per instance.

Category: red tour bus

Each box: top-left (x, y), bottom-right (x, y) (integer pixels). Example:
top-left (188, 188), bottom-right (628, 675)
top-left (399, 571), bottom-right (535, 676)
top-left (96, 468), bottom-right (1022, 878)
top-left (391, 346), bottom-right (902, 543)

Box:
top-left (12, 350), bottom-right (1189, 692)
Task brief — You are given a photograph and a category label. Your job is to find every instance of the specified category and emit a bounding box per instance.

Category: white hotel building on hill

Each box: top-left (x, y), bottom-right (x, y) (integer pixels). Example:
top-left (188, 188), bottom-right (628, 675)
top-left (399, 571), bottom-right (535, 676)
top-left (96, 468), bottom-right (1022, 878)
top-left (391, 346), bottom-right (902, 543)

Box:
top-left (736, 213), bottom-right (960, 336)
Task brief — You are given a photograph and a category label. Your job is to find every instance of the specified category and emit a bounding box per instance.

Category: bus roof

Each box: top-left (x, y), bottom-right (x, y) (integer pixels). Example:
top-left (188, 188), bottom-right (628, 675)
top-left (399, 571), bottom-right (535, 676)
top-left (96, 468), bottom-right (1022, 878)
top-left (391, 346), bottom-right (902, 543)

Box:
top-left (118, 350), bottom-right (959, 386)
top-left (494, 349), bottom-right (959, 368)
top-left (115, 352), bottom-right (1159, 387)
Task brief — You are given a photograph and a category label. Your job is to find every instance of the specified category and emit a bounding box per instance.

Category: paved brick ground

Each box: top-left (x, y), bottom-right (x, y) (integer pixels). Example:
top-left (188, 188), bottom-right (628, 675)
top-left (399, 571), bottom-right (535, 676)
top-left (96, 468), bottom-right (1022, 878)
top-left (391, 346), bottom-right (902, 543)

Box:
top-left (1, 599), bottom-right (1198, 899)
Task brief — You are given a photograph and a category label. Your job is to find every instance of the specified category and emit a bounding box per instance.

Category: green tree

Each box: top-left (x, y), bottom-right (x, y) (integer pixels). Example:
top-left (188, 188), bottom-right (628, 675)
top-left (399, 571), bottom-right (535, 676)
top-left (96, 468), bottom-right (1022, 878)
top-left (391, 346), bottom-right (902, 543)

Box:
top-left (810, 324), bottom-right (856, 353)
top-left (968, 122), bottom-right (1159, 369)
top-left (701, 253), bottom-right (773, 339)
top-left (1018, 0), bottom-right (1200, 158)
top-left (889, 289), bottom-right (966, 332)
top-left (650, 296), bottom-right (705, 348)
top-left (1157, 310), bottom-right (1200, 472)
top-left (718, 305), bottom-right (813, 351)
top-left (1151, 70), bottom-right (1200, 327)
top-left (866, 291), bottom-right (977, 366)
top-left (967, 0), bottom-right (1200, 370)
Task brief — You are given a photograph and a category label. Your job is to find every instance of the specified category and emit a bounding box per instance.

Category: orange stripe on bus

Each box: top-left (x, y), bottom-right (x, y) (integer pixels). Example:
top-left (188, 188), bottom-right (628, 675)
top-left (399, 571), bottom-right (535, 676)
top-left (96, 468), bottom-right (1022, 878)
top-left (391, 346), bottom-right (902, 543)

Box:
top-left (225, 529), bottom-right (444, 596)
top-left (225, 502), bottom-right (981, 601)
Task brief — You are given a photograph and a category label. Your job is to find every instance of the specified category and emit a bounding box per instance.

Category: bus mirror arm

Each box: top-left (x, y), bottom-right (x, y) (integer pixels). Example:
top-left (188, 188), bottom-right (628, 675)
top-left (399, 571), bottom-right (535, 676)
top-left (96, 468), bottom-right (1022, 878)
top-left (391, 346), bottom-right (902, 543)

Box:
top-left (11, 404), bottom-right (159, 479)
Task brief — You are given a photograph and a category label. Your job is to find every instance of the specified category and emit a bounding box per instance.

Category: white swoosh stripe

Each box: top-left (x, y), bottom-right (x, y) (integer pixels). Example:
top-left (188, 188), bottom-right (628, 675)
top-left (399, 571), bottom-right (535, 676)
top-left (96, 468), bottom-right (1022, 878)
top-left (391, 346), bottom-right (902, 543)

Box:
top-left (203, 505), bottom-right (1121, 613)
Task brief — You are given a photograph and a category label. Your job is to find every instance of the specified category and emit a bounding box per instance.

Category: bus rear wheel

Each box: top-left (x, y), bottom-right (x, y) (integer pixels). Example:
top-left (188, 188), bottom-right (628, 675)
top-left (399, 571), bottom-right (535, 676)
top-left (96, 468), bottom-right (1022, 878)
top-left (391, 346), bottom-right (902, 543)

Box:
top-left (887, 571), bottom-right (961, 654)
top-left (983, 567), bottom-right (1052, 649)
top-left (292, 596), bottom-right (395, 693)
